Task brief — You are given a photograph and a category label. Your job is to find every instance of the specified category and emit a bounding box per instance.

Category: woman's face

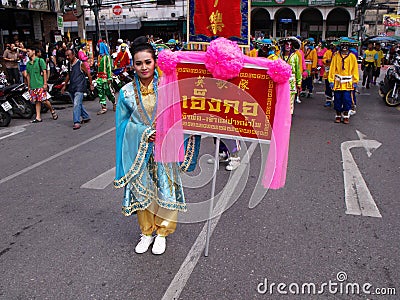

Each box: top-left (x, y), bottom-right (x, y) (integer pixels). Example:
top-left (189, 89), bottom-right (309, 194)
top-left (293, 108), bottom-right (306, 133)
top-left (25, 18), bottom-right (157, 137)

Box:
top-left (284, 42), bottom-right (292, 52)
top-left (133, 50), bottom-right (156, 81)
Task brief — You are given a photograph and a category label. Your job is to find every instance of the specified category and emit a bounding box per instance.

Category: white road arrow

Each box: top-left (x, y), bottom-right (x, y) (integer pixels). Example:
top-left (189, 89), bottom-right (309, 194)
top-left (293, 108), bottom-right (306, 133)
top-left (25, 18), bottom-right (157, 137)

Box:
top-left (80, 167), bottom-right (115, 189)
top-left (341, 131), bottom-right (382, 218)
top-left (0, 124), bottom-right (29, 141)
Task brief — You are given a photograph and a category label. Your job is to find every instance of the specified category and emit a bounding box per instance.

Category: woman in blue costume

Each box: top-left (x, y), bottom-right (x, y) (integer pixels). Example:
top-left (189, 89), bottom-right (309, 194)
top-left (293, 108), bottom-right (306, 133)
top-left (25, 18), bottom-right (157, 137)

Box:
top-left (114, 37), bottom-right (199, 255)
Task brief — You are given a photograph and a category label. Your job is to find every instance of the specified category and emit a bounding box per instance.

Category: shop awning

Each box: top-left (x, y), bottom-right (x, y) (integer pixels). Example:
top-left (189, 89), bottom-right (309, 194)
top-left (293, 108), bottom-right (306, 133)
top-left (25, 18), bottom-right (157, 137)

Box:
top-left (64, 18), bottom-right (141, 33)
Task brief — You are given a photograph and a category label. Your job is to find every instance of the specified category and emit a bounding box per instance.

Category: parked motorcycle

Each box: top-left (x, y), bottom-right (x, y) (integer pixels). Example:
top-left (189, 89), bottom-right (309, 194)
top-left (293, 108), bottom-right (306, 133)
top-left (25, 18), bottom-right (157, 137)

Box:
top-left (0, 98), bottom-right (12, 127)
top-left (49, 65), bottom-right (98, 103)
top-left (84, 68), bottom-right (98, 101)
top-left (0, 68), bottom-right (8, 88)
top-left (0, 67), bottom-right (11, 126)
top-left (111, 68), bottom-right (133, 92)
top-left (379, 56), bottom-right (400, 107)
top-left (48, 65), bottom-right (72, 104)
top-left (0, 83), bottom-right (34, 119)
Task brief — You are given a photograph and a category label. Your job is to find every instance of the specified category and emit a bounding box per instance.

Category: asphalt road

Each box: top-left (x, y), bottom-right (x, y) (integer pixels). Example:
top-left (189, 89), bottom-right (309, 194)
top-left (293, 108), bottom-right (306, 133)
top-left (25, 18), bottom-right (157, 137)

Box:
top-left (0, 77), bottom-right (399, 300)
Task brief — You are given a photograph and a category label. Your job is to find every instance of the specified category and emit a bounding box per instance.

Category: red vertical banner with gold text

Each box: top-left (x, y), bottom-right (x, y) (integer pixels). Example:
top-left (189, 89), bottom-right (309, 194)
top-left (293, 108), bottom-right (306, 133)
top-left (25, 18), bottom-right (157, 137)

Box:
top-left (177, 63), bottom-right (276, 142)
top-left (188, 0), bottom-right (250, 46)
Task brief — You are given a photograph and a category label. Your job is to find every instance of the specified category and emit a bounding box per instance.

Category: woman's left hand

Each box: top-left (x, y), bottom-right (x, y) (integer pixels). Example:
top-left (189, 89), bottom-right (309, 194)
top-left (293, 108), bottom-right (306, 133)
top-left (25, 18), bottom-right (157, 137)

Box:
top-left (148, 132), bottom-right (156, 143)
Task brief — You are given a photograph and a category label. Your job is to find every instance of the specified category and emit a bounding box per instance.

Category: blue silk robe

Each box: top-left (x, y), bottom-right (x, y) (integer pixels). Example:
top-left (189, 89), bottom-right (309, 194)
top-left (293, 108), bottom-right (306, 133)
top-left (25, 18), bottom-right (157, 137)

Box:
top-left (114, 79), bottom-right (199, 216)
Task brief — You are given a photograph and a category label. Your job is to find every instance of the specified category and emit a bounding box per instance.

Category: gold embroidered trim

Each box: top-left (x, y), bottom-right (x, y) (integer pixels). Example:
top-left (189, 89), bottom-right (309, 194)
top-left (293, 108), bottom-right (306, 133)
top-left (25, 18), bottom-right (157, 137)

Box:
top-left (122, 172), bottom-right (187, 216)
top-left (113, 127), bottom-right (155, 189)
top-left (121, 161), bottom-right (187, 215)
top-left (179, 135), bottom-right (196, 172)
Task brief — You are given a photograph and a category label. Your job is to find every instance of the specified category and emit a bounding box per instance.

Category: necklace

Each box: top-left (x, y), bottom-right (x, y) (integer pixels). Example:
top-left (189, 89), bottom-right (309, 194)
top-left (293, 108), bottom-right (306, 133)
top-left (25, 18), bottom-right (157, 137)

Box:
top-left (282, 51), bottom-right (294, 63)
top-left (134, 73), bottom-right (158, 124)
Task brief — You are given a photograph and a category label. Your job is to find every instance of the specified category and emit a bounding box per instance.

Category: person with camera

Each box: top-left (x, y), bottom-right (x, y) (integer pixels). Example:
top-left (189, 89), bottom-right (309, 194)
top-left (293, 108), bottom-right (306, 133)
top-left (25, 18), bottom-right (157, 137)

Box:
top-left (3, 43), bottom-right (20, 84)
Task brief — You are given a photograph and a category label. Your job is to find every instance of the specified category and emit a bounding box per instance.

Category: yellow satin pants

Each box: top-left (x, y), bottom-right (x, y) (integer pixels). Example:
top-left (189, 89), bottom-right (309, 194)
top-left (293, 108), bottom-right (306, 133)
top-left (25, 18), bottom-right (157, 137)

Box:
top-left (137, 201), bottom-right (178, 237)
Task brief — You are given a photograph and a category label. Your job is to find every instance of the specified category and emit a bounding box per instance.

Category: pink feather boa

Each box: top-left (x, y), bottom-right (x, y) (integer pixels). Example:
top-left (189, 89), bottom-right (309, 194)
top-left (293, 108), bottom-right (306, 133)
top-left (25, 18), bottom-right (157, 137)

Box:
top-left (204, 38), bottom-right (244, 80)
top-left (157, 49), bottom-right (179, 75)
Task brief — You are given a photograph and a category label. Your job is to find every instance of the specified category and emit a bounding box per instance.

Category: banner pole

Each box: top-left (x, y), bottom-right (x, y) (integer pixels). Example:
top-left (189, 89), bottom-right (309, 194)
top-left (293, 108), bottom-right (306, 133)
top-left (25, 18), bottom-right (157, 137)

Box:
top-left (204, 137), bottom-right (220, 257)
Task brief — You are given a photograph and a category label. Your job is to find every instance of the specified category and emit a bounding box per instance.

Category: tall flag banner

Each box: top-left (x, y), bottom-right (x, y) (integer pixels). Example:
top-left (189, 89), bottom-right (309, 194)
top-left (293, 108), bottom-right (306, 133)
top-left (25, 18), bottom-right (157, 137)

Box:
top-left (188, 0), bottom-right (250, 46)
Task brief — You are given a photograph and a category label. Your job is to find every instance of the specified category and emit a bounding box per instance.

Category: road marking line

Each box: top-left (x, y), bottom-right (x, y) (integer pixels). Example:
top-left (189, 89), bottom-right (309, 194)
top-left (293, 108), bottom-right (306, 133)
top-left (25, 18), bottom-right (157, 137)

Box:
top-left (81, 167), bottom-right (115, 189)
top-left (0, 127), bottom-right (115, 186)
top-left (341, 137), bottom-right (382, 218)
top-left (315, 91), bottom-right (371, 96)
top-left (161, 143), bottom-right (257, 300)
top-left (0, 125), bottom-right (29, 141)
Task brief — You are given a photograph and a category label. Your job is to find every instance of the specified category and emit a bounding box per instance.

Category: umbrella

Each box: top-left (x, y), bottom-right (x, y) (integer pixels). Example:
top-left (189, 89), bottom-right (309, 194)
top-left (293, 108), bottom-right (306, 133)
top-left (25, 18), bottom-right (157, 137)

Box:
top-left (364, 36), bottom-right (398, 44)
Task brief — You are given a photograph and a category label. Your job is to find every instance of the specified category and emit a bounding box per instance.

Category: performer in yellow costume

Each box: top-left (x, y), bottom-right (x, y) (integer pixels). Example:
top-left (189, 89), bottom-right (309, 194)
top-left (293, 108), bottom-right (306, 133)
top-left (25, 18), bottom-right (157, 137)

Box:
top-left (328, 38), bottom-right (359, 124)
top-left (361, 42), bottom-right (377, 89)
top-left (301, 38), bottom-right (318, 98)
top-left (322, 40), bottom-right (338, 107)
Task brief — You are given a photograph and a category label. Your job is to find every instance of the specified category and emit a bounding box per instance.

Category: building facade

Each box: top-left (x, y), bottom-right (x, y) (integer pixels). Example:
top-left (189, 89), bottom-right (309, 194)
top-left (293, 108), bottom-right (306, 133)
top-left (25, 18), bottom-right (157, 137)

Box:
top-left (64, 0), bottom-right (358, 44)
top-left (64, 0), bottom-right (186, 45)
top-left (362, 0), bottom-right (398, 36)
top-left (251, 0), bottom-right (357, 40)
top-left (0, 0), bottom-right (59, 48)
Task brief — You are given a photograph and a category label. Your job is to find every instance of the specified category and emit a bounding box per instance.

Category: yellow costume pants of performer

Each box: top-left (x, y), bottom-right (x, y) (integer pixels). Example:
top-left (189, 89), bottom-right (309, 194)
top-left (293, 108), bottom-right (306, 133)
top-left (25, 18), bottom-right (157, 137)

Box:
top-left (137, 201), bottom-right (178, 236)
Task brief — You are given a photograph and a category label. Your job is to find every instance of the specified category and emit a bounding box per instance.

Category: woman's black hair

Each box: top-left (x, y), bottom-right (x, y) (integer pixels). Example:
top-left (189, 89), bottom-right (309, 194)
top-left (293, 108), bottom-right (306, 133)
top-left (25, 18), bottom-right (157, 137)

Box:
top-left (131, 36), bottom-right (156, 61)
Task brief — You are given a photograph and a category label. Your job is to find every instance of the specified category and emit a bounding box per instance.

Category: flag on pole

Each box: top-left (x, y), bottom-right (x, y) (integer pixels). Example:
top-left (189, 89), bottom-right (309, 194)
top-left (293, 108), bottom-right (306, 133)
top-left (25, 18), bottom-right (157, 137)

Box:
top-left (188, 0), bottom-right (250, 46)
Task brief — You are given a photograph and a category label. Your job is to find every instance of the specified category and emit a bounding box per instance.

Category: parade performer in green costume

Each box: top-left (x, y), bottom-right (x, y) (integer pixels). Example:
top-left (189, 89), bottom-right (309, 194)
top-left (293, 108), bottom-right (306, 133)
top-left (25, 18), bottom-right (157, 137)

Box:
top-left (96, 41), bottom-right (115, 114)
top-left (279, 37), bottom-right (302, 114)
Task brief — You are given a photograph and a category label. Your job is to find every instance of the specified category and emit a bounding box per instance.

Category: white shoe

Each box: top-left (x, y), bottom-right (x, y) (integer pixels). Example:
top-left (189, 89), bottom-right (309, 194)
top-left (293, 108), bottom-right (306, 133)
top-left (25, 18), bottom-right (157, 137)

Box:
top-left (318, 80), bottom-right (322, 84)
top-left (152, 235), bottom-right (166, 255)
top-left (296, 97), bottom-right (301, 104)
top-left (135, 234), bottom-right (154, 254)
top-left (207, 151), bottom-right (229, 164)
top-left (226, 156), bottom-right (240, 171)
top-left (349, 109), bottom-right (356, 116)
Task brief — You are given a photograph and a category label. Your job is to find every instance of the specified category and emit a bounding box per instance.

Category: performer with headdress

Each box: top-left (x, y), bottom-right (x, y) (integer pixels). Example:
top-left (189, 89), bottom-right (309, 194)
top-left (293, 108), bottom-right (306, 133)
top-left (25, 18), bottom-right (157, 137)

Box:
top-left (279, 37), bottom-right (302, 114)
top-left (73, 37), bottom-right (90, 73)
top-left (301, 38), bottom-right (318, 98)
top-left (114, 36), bottom-right (200, 255)
top-left (349, 38), bottom-right (360, 116)
top-left (316, 41), bottom-right (327, 83)
top-left (328, 37), bottom-right (359, 124)
top-left (96, 41), bottom-right (116, 114)
top-left (322, 38), bottom-right (338, 107)
top-left (257, 39), bottom-right (279, 60)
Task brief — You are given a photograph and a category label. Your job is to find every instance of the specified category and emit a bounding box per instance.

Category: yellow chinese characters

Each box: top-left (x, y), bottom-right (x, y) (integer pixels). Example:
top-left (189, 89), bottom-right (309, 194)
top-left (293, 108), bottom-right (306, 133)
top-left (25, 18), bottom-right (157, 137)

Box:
top-left (195, 76), bottom-right (205, 88)
top-left (238, 79), bottom-right (250, 91)
top-left (208, 10), bottom-right (224, 35)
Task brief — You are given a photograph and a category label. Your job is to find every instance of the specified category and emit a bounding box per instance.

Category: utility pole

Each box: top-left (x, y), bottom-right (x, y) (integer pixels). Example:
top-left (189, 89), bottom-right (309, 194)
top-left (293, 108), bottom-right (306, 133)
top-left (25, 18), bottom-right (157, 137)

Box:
top-left (359, 0), bottom-right (368, 42)
top-left (76, 0), bottom-right (86, 40)
top-left (396, 0), bottom-right (400, 36)
top-left (88, 0), bottom-right (102, 43)
top-left (375, 5), bottom-right (379, 35)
